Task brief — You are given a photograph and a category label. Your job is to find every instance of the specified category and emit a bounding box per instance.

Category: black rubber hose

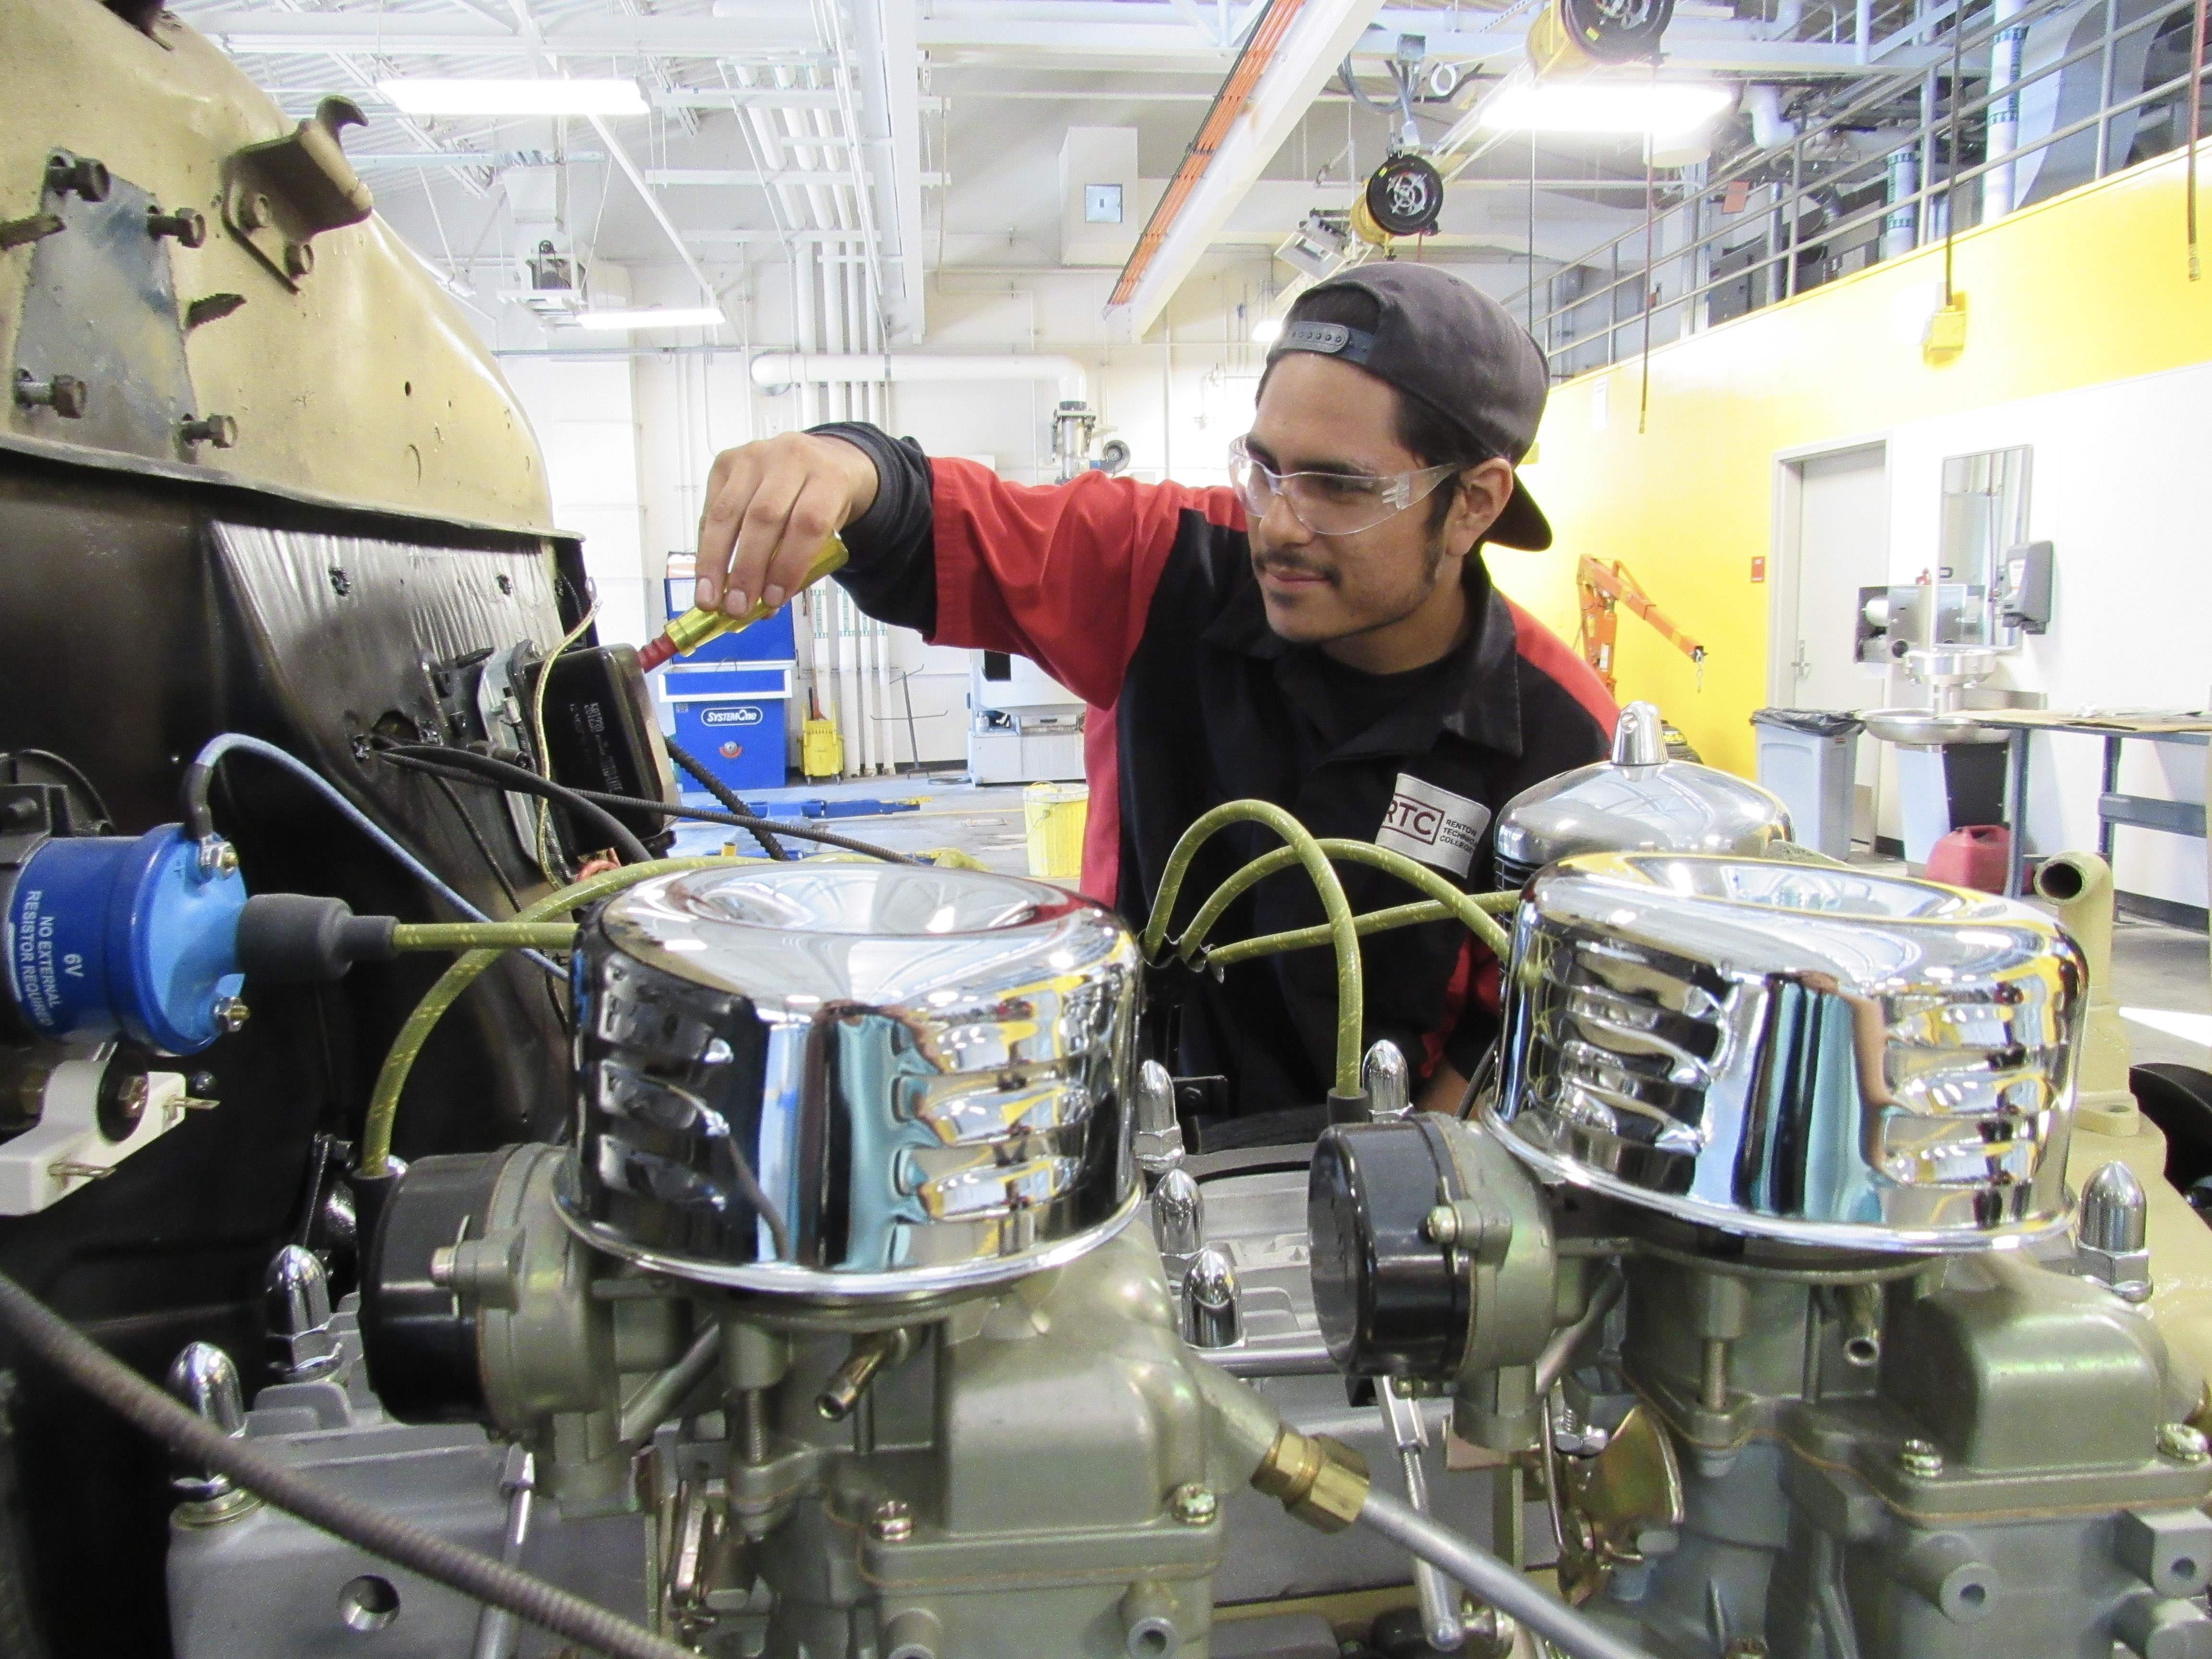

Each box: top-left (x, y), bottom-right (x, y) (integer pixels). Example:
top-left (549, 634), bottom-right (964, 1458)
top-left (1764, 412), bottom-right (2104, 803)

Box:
top-left (560, 786), bottom-right (921, 865)
top-left (0, 1270), bottom-right (693, 1659)
top-left (379, 748), bottom-right (652, 867)
top-left (393, 750), bottom-right (921, 866)
top-left (662, 737), bottom-right (786, 861)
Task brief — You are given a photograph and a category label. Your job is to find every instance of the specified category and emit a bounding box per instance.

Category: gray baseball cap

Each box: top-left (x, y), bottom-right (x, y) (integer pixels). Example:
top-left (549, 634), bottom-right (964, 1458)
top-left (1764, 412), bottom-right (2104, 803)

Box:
top-left (1267, 263), bottom-right (1554, 551)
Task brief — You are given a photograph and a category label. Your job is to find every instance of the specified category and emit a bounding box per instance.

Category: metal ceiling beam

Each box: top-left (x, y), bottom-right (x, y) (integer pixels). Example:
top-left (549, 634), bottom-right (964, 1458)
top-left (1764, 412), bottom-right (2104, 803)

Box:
top-left (183, 4), bottom-right (1916, 75)
top-left (180, 7), bottom-right (819, 54)
top-left (1107, 0), bottom-right (1390, 341)
top-left (852, 0), bottom-right (930, 344)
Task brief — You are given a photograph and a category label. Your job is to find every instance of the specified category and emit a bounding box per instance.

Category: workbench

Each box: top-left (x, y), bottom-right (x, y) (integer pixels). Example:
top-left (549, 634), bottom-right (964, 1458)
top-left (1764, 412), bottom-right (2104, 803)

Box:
top-left (1966, 710), bottom-right (2212, 899)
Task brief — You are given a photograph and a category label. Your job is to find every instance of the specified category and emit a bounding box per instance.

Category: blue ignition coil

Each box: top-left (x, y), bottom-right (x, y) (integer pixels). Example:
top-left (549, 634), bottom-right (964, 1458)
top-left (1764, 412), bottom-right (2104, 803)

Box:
top-left (2, 825), bottom-right (249, 1055)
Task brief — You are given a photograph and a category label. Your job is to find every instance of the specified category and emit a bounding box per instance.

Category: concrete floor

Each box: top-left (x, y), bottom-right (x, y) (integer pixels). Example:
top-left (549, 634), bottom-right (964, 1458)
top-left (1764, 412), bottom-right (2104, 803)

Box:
top-left (670, 775), bottom-right (2212, 1076)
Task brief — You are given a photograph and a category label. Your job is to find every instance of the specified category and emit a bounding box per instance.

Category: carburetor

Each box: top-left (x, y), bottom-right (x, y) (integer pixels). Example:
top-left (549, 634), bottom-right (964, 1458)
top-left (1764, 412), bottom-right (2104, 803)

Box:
top-left (351, 862), bottom-right (1281, 1658)
top-left (1312, 852), bottom-right (2212, 1659)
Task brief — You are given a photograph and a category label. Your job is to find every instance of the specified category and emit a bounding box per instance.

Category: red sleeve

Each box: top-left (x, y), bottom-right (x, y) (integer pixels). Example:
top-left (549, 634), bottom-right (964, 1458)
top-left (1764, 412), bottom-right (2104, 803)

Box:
top-left (929, 459), bottom-right (1242, 708)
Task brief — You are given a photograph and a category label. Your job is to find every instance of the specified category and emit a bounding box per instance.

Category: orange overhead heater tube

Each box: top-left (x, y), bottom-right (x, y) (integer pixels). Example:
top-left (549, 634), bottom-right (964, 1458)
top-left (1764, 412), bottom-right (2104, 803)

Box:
top-left (1109, 0), bottom-right (1309, 307)
top-left (1575, 555), bottom-right (1707, 696)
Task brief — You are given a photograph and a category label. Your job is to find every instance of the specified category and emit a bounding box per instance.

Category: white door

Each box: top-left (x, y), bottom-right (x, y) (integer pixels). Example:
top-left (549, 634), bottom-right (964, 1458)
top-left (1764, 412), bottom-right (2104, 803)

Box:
top-left (1780, 445), bottom-right (1890, 710)
top-left (1774, 444), bottom-right (1892, 846)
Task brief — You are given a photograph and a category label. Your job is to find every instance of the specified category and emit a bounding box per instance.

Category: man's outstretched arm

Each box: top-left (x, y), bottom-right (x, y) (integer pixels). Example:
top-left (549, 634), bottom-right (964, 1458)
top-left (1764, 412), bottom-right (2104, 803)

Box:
top-left (693, 422), bottom-right (1240, 709)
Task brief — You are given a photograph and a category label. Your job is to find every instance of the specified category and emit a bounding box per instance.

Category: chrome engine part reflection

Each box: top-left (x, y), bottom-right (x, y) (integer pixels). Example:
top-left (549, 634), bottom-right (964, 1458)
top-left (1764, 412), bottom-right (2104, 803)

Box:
top-left (1491, 854), bottom-right (2084, 1250)
top-left (560, 863), bottom-right (1142, 1298)
top-left (1491, 702), bottom-right (1793, 888)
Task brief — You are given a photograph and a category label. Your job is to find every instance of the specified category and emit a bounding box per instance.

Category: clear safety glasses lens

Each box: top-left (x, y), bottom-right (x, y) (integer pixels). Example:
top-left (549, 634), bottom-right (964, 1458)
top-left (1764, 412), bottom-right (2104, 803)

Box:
top-left (1227, 441), bottom-right (1456, 537)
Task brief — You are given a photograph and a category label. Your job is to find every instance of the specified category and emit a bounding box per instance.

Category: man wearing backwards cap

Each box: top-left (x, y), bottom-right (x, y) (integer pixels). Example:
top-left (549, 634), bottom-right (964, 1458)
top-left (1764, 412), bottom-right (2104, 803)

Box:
top-left (692, 264), bottom-right (1614, 1142)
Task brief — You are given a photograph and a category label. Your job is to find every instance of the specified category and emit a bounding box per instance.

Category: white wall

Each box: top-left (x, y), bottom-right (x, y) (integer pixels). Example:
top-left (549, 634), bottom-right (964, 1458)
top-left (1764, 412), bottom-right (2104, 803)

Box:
top-left (500, 356), bottom-right (653, 651)
top-left (1872, 360), bottom-right (2212, 910)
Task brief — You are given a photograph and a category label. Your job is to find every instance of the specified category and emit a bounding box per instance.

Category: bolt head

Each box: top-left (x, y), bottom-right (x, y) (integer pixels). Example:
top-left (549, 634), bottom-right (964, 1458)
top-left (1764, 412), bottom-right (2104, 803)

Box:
top-left (212, 996), bottom-right (249, 1034)
top-left (1422, 1204), bottom-right (1458, 1245)
top-left (1169, 1482), bottom-right (1217, 1526)
top-left (188, 1072), bottom-right (217, 1098)
top-left (869, 1498), bottom-right (914, 1543)
top-left (2158, 1422), bottom-right (2211, 1465)
top-left (198, 839), bottom-right (240, 878)
top-left (1896, 1437), bottom-right (1945, 1479)
top-left (242, 193), bottom-right (272, 230)
top-left (285, 240), bottom-right (314, 278)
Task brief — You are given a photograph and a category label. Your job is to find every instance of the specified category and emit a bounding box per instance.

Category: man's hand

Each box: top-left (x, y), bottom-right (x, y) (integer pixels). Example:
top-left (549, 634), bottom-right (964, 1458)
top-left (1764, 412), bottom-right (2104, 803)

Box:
top-left (695, 432), bottom-right (880, 618)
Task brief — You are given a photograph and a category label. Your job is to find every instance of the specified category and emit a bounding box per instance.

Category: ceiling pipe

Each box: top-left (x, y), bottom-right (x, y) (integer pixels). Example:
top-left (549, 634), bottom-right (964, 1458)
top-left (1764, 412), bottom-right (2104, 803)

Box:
top-left (1746, 83), bottom-right (1799, 146)
top-left (749, 352), bottom-right (1089, 400)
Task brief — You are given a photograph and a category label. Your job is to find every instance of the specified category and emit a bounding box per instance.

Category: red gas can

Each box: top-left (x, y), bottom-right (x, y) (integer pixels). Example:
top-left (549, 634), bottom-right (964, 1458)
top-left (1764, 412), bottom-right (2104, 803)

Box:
top-left (1924, 824), bottom-right (2011, 892)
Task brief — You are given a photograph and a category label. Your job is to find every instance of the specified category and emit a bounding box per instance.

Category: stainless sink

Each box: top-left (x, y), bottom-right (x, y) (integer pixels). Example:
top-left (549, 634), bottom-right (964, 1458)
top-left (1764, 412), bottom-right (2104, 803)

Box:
top-left (1860, 707), bottom-right (2011, 746)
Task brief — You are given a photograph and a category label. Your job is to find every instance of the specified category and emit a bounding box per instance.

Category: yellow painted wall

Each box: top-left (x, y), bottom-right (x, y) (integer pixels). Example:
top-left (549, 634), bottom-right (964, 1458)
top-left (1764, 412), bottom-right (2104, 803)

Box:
top-left (1494, 144), bottom-right (2212, 777)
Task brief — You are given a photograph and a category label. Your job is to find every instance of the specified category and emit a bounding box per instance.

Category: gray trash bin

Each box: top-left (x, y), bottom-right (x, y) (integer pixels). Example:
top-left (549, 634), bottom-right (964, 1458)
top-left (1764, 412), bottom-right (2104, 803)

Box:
top-left (1751, 709), bottom-right (1863, 861)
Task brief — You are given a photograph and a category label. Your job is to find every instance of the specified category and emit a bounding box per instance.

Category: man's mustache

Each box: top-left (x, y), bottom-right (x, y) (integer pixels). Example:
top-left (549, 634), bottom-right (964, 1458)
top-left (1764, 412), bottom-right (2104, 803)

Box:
top-left (1252, 548), bottom-right (1338, 583)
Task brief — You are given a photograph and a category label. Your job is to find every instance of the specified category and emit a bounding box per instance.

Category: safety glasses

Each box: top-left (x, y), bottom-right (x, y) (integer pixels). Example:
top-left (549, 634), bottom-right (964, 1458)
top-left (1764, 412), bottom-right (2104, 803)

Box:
top-left (1226, 435), bottom-right (1461, 537)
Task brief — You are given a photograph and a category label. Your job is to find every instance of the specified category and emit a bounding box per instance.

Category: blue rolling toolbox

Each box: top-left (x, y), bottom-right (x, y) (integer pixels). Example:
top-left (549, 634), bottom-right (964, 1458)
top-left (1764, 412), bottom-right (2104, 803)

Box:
top-left (659, 574), bottom-right (798, 791)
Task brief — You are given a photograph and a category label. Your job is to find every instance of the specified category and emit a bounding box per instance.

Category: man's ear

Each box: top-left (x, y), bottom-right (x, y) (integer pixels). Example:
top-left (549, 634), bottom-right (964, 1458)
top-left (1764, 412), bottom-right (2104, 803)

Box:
top-left (1444, 458), bottom-right (1516, 557)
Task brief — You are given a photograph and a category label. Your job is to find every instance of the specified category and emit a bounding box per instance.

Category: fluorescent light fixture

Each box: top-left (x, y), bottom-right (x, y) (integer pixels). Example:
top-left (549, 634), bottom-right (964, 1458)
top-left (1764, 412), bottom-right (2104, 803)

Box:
top-left (378, 78), bottom-right (649, 117)
top-left (570, 307), bottom-right (726, 332)
top-left (1480, 81), bottom-right (1733, 137)
top-left (1251, 316), bottom-right (1284, 344)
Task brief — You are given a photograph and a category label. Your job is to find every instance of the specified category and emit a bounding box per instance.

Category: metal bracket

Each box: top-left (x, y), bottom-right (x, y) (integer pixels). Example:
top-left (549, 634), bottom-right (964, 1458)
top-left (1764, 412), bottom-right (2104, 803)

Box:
top-left (0, 1057), bottom-right (197, 1214)
top-left (221, 96), bottom-right (374, 291)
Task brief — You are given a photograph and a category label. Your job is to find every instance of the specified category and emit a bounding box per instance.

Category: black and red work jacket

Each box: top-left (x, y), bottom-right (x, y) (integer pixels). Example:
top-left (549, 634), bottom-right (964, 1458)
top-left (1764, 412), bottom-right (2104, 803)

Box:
top-left (822, 422), bottom-right (1615, 1138)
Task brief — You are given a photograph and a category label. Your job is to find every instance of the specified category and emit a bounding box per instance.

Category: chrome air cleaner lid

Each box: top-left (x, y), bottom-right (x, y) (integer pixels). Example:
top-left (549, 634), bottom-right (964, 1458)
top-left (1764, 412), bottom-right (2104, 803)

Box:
top-left (559, 863), bottom-right (1142, 1300)
top-left (1491, 702), bottom-right (1793, 888)
top-left (1489, 854), bottom-right (2084, 1252)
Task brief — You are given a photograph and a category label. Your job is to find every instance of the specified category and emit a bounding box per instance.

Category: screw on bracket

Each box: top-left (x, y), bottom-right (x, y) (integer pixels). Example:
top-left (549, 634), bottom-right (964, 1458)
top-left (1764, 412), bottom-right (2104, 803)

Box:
top-left (14, 371), bottom-right (88, 420)
top-left (1896, 1438), bottom-right (1945, 1479)
top-left (178, 413), bottom-right (238, 449)
top-left (284, 241), bottom-right (314, 279)
top-left (0, 214), bottom-right (63, 252)
top-left (1168, 1483), bottom-right (1218, 1526)
top-left (44, 152), bottom-right (109, 203)
top-left (146, 205), bottom-right (207, 247)
top-left (868, 1498), bottom-right (914, 1544)
top-left (2157, 1422), bottom-right (2211, 1466)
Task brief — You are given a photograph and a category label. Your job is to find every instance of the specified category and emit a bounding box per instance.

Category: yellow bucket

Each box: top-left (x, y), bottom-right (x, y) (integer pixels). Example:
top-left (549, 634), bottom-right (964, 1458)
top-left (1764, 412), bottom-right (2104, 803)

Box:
top-left (801, 718), bottom-right (844, 780)
top-left (1023, 782), bottom-right (1088, 882)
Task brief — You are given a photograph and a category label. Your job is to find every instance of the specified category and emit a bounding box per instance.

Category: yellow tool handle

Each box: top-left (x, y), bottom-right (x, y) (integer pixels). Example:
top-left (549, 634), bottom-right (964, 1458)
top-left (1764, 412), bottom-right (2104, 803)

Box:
top-left (649, 536), bottom-right (849, 666)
